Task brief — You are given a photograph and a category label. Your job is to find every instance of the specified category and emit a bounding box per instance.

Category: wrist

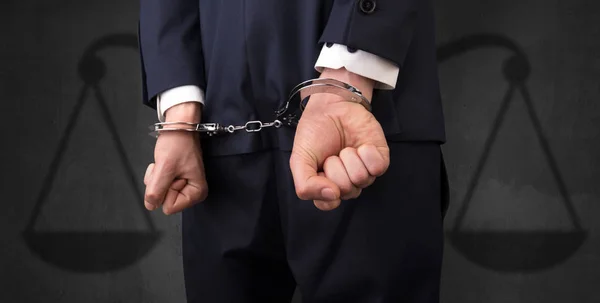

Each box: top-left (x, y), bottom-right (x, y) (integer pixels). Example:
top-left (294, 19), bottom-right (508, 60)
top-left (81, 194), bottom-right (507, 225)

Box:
top-left (164, 102), bottom-right (202, 123)
top-left (319, 67), bottom-right (374, 102)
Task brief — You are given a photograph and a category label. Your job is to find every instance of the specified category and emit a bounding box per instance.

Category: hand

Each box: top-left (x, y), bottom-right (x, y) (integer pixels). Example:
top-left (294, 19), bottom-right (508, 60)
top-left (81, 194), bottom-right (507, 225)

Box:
top-left (143, 102), bottom-right (208, 215)
top-left (289, 68), bottom-right (390, 211)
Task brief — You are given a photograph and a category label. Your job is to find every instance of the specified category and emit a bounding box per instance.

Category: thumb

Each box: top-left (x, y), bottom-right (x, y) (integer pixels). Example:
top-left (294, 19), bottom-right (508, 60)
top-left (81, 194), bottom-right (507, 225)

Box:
top-left (145, 161), bottom-right (176, 207)
top-left (144, 163), bottom-right (155, 186)
top-left (289, 151), bottom-right (340, 201)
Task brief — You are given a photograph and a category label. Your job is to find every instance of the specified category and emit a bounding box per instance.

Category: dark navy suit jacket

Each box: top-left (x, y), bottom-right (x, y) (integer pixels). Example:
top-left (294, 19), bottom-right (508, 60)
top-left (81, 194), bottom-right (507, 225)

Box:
top-left (139, 0), bottom-right (445, 156)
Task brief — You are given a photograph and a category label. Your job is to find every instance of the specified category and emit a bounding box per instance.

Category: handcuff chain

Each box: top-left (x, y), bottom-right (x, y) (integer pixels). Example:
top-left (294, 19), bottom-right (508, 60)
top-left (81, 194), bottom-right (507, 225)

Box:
top-left (151, 119), bottom-right (284, 137)
top-left (150, 78), bottom-right (369, 138)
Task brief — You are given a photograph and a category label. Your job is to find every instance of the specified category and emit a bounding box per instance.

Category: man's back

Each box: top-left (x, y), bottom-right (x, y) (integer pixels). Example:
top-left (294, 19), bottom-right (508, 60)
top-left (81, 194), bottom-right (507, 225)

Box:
top-left (139, 1), bottom-right (448, 301)
top-left (140, 0), bottom-right (445, 156)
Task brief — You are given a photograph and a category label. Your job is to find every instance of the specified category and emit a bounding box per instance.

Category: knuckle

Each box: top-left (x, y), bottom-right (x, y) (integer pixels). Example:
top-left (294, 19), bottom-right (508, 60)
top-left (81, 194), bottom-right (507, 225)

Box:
top-left (338, 182), bottom-right (354, 195)
top-left (339, 147), bottom-right (354, 159)
top-left (198, 187), bottom-right (209, 202)
top-left (350, 170), bottom-right (370, 186)
top-left (342, 188), bottom-right (362, 200)
top-left (323, 155), bottom-right (337, 167)
top-left (192, 186), bottom-right (209, 203)
top-left (370, 161), bottom-right (389, 176)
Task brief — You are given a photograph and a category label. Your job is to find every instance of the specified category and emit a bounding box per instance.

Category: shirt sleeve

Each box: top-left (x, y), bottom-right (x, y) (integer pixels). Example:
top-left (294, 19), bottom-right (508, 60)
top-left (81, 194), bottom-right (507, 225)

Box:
top-left (156, 85), bottom-right (205, 122)
top-left (315, 43), bottom-right (399, 90)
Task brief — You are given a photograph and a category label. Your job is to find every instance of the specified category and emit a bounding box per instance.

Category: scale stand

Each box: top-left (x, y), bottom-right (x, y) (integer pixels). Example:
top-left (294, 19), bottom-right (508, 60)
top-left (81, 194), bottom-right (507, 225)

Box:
top-left (23, 34), bottom-right (161, 273)
top-left (438, 34), bottom-right (587, 273)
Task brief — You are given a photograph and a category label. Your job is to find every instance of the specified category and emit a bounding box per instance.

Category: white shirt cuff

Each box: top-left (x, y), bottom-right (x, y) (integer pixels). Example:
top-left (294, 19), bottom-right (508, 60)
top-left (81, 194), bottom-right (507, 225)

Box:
top-left (315, 43), bottom-right (399, 90)
top-left (156, 85), bottom-right (205, 122)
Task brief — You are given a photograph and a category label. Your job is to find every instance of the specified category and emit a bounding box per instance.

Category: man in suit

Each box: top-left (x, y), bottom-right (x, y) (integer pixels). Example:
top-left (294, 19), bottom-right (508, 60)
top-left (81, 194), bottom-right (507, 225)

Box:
top-left (139, 0), bottom-right (448, 302)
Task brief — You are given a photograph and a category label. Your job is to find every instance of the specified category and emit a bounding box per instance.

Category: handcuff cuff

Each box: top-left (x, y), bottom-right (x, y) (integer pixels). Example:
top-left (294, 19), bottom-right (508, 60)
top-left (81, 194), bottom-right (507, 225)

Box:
top-left (149, 78), bottom-right (371, 138)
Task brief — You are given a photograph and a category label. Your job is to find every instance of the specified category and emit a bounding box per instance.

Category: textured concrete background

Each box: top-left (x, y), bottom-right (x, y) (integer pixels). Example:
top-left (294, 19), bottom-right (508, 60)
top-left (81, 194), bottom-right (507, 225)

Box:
top-left (1, 0), bottom-right (599, 302)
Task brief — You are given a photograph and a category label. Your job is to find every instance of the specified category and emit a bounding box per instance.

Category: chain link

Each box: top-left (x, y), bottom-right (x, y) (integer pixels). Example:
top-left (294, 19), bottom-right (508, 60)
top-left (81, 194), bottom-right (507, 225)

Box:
top-left (223, 119), bottom-right (283, 134)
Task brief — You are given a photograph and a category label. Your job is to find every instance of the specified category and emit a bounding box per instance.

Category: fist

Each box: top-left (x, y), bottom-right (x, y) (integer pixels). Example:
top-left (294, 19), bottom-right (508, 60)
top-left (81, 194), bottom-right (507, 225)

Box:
top-left (144, 103), bottom-right (208, 215)
top-left (289, 90), bottom-right (390, 211)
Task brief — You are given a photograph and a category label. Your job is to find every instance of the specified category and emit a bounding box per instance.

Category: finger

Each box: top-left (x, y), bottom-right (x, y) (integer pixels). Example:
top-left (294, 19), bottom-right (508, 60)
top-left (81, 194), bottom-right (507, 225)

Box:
top-left (144, 163), bottom-right (155, 186)
top-left (144, 201), bottom-right (155, 211)
top-left (161, 178), bottom-right (187, 215)
top-left (357, 144), bottom-right (390, 177)
top-left (144, 163), bottom-right (156, 210)
top-left (289, 151), bottom-right (340, 201)
top-left (165, 181), bottom-right (208, 215)
top-left (313, 172), bottom-right (342, 211)
top-left (145, 162), bottom-right (176, 207)
top-left (314, 199), bottom-right (341, 211)
top-left (339, 148), bottom-right (375, 188)
top-left (323, 156), bottom-right (361, 200)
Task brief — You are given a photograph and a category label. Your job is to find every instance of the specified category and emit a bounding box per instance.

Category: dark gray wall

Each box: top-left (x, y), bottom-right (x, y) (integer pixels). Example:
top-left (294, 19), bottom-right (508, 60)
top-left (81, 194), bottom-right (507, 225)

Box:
top-left (1, 1), bottom-right (185, 302)
top-left (437, 1), bottom-right (600, 302)
top-left (1, 0), bottom-right (599, 302)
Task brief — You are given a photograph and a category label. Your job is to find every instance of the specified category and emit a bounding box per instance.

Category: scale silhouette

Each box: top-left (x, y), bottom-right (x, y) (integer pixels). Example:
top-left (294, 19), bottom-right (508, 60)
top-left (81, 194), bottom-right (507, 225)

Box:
top-left (438, 34), bottom-right (587, 273)
top-left (23, 34), bottom-right (160, 273)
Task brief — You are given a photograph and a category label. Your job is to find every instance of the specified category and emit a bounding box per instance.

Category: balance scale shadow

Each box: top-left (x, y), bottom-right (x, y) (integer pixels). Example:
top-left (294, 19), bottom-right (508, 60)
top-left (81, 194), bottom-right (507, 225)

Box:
top-left (447, 230), bottom-right (587, 272)
top-left (22, 33), bottom-right (163, 273)
top-left (437, 45), bottom-right (588, 273)
top-left (444, 82), bottom-right (588, 273)
top-left (444, 83), bottom-right (588, 273)
top-left (445, 92), bottom-right (588, 274)
top-left (23, 230), bottom-right (161, 273)
top-left (23, 82), bottom-right (161, 273)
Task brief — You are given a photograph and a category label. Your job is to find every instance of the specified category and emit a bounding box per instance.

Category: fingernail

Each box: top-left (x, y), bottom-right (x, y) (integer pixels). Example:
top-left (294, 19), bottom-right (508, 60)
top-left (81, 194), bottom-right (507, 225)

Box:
top-left (145, 201), bottom-right (155, 211)
top-left (321, 188), bottom-right (337, 201)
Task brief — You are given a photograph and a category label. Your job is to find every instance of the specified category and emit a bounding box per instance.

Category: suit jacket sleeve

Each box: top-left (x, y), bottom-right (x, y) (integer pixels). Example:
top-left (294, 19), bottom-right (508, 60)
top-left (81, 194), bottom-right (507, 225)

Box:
top-left (319, 0), bottom-right (418, 68)
top-left (139, 0), bottom-right (206, 109)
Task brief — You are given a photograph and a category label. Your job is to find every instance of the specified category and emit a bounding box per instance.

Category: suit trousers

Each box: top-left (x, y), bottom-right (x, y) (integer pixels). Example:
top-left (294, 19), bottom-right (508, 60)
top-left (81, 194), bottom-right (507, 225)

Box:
top-left (182, 141), bottom-right (448, 303)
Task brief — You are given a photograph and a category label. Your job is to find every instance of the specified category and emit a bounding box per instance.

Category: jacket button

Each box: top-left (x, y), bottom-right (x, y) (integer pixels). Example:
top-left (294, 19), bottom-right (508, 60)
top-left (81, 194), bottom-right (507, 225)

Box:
top-left (325, 42), bottom-right (333, 48)
top-left (358, 0), bottom-right (376, 14)
top-left (346, 46), bottom-right (357, 53)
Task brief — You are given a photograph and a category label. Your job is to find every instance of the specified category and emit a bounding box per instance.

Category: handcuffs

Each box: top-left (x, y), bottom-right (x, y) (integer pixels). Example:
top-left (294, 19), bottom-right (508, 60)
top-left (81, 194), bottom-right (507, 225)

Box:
top-left (150, 78), bottom-right (371, 137)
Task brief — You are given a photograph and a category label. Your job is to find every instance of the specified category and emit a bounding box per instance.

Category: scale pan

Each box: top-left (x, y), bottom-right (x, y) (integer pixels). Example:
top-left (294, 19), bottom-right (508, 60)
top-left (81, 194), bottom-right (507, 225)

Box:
top-left (447, 230), bottom-right (587, 272)
top-left (23, 230), bottom-right (161, 273)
